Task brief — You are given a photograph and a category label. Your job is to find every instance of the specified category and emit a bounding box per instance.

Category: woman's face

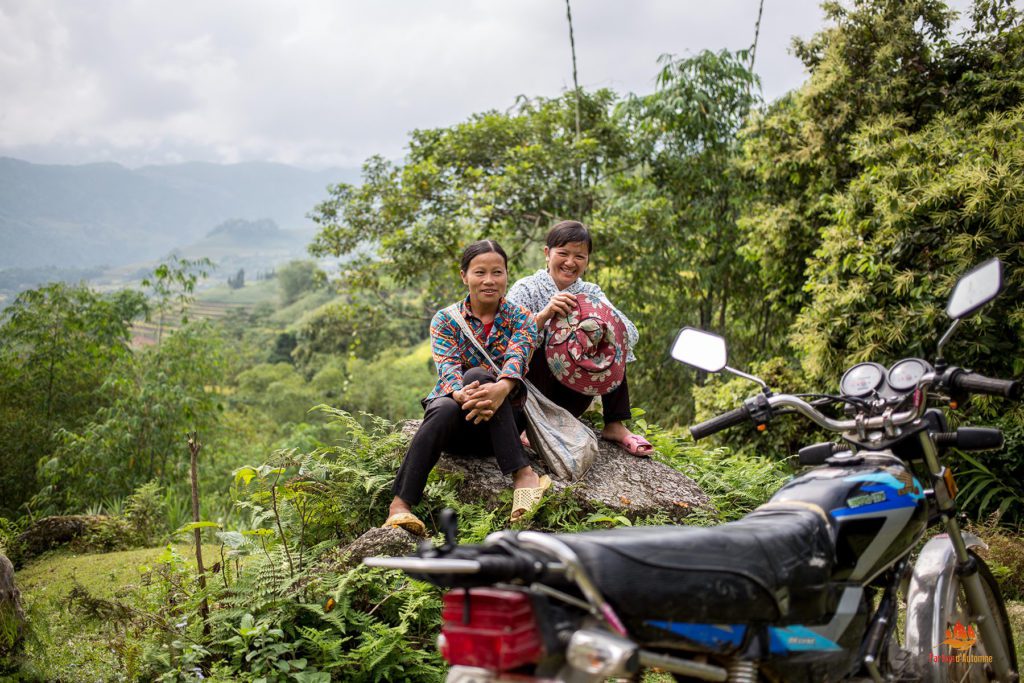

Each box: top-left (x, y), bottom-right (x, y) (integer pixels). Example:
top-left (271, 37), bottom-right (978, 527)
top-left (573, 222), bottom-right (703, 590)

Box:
top-left (545, 241), bottom-right (590, 290)
top-left (461, 251), bottom-right (508, 308)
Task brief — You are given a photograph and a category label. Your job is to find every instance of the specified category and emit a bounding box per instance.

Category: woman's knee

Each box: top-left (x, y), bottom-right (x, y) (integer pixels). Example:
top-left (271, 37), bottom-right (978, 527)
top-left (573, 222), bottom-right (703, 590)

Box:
top-left (464, 366), bottom-right (495, 384)
top-left (423, 396), bottom-right (462, 423)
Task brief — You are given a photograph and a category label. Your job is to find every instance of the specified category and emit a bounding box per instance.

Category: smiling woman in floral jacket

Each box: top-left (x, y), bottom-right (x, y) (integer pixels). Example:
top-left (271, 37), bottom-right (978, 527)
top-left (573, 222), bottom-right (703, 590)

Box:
top-left (384, 240), bottom-right (551, 535)
top-left (507, 220), bottom-right (652, 456)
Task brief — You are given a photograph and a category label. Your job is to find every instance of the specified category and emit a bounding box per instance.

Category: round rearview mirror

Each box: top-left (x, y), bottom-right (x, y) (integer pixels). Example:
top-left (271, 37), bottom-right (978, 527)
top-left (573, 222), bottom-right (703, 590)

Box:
top-left (946, 258), bottom-right (1002, 320)
top-left (670, 327), bottom-right (727, 373)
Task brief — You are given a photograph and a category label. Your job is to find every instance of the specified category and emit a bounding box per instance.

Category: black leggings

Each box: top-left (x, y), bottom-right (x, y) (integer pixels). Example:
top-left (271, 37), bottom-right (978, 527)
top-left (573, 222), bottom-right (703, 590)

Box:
top-left (391, 367), bottom-right (530, 506)
top-left (525, 349), bottom-right (632, 423)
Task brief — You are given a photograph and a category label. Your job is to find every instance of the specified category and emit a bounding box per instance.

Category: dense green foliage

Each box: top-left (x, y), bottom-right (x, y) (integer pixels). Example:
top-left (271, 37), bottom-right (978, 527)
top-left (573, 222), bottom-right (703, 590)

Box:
top-left (0, 283), bottom-right (147, 517)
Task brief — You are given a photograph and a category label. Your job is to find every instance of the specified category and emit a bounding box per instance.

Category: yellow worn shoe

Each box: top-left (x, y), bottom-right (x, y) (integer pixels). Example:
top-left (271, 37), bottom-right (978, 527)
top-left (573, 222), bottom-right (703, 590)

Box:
top-left (511, 475), bottom-right (552, 522)
top-left (382, 512), bottom-right (427, 537)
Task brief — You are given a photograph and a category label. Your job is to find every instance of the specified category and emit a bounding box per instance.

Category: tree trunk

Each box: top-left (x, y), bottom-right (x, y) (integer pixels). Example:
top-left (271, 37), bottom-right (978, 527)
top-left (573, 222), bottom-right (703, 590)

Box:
top-left (187, 433), bottom-right (210, 636)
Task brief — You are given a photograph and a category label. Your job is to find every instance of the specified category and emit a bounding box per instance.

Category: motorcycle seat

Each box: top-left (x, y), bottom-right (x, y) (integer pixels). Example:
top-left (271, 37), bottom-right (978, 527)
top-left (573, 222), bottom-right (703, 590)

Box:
top-left (552, 505), bottom-right (836, 627)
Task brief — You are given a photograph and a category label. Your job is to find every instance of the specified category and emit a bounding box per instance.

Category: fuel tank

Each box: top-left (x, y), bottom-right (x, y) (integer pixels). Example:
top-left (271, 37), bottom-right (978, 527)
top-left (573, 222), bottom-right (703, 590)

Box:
top-left (768, 453), bottom-right (927, 582)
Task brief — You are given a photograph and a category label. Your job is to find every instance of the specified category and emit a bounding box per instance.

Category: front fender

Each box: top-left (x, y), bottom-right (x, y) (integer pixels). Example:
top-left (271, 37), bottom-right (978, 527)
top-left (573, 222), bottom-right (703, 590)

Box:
top-left (904, 532), bottom-right (987, 681)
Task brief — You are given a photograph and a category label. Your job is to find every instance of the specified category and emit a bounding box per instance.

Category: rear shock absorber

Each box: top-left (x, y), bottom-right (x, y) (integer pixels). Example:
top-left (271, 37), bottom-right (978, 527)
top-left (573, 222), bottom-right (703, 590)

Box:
top-left (726, 659), bottom-right (758, 683)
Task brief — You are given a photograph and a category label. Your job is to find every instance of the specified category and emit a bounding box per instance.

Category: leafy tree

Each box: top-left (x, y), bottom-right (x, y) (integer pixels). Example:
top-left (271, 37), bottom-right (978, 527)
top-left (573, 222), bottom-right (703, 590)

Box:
top-left (0, 283), bottom-right (146, 516)
top-left (35, 323), bottom-right (226, 513)
top-left (227, 268), bottom-right (245, 290)
top-left (277, 260), bottom-right (321, 307)
top-left (596, 49), bottom-right (760, 420)
top-left (234, 362), bottom-right (319, 425)
top-left (142, 256), bottom-right (213, 347)
top-left (736, 0), bottom-right (1023, 355)
top-left (697, 0), bottom-right (1024, 520)
top-left (292, 294), bottom-right (425, 367)
top-left (308, 90), bottom-right (628, 323)
top-left (334, 342), bottom-right (437, 421)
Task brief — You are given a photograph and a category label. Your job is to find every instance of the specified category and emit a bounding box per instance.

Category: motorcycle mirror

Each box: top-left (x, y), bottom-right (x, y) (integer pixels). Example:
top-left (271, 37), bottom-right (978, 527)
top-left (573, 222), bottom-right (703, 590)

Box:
top-left (946, 258), bottom-right (1002, 320)
top-left (670, 327), bottom-right (728, 373)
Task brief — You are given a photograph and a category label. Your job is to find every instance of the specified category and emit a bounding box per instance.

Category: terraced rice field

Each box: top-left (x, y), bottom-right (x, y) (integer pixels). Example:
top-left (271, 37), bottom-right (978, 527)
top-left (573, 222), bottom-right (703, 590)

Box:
top-left (130, 299), bottom-right (252, 347)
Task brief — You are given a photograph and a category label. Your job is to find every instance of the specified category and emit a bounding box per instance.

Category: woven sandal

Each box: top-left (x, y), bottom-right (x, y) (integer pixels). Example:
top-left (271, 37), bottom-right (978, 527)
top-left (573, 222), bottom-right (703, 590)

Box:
top-left (511, 475), bottom-right (552, 522)
top-left (382, 512), bottom-right (427, 537)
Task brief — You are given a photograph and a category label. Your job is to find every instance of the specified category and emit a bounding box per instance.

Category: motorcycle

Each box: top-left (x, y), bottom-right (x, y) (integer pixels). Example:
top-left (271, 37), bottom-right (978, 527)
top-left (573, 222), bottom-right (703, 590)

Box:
top-left (366, 258), bottom-right (1021, 682)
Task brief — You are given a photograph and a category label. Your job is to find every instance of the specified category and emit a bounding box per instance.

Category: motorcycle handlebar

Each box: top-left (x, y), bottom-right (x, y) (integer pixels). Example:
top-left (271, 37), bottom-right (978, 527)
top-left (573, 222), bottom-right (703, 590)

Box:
top-left (946, 370), bottom-right (1022, 399)
top-left (687, 367), bottom-right (1021, 440)
top-left (690, 405), bottom-right (751, 441)
top-left (364, 547), bottom-right (553, 587)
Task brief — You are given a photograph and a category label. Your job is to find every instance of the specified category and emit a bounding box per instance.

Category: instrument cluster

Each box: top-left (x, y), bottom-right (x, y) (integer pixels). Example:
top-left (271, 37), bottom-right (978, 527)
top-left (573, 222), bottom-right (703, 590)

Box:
top-left (840, 358), bottom-right (933, 400)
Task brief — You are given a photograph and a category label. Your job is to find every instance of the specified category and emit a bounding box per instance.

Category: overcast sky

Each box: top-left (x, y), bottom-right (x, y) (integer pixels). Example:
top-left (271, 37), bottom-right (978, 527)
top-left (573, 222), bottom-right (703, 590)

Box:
top-left (0, 1), bottom-right (973, 170)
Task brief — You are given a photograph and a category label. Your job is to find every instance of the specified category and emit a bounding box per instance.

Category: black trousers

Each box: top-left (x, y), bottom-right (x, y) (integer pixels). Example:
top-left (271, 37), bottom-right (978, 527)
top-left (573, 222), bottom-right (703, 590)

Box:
top-left (525, 349), bottom-right (632, 423)
top-left (392, 367), bottom-right (530, 506)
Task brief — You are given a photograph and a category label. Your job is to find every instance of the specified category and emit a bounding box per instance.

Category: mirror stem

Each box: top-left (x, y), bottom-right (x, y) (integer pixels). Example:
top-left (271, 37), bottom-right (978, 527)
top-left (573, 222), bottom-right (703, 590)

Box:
top-left (935, 318), bottom-right (961, 362)
top-left (725, 366), bottom-right (770, 393)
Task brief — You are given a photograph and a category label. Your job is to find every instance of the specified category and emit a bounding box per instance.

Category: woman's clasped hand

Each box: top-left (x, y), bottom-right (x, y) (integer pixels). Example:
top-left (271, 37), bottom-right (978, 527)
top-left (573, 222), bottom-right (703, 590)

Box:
top-left (454, 377), bottom-right (516, 424)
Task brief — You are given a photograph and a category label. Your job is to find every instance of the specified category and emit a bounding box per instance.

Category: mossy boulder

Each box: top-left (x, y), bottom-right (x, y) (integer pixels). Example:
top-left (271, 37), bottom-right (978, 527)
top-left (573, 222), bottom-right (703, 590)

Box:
top-left (400, 420), bottom-right (711, 521)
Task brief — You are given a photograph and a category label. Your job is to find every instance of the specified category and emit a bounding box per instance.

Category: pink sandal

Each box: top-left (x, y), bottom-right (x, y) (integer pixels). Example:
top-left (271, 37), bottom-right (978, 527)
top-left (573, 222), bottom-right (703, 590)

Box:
top-left (605, 434), bottom-right (653, 457)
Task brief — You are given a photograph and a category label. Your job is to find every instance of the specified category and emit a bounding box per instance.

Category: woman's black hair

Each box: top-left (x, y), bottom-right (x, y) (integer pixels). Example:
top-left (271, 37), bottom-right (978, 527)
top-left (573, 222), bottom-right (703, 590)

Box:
top-left (460, 239), bottom-right (509, 272)
top-left (546, 220), bottom-right (593, 254)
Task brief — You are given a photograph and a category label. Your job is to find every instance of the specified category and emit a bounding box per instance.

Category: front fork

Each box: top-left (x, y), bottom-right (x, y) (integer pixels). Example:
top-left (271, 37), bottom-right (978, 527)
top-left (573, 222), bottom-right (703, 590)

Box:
top-left (918, 430), bottom-right (1015, 680)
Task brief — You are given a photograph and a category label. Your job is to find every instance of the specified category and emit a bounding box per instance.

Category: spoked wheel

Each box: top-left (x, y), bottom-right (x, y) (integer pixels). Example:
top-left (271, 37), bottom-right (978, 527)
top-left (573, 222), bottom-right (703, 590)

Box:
top-left (912, 550), bottom-right (1018, 682)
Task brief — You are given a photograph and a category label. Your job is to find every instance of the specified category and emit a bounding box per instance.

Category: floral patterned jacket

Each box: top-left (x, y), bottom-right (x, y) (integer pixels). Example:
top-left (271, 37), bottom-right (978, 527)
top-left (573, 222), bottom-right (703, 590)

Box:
top-left (425, 295), bottom-right (537, 403)
top-left (507, 269), bottom-right (639, 362)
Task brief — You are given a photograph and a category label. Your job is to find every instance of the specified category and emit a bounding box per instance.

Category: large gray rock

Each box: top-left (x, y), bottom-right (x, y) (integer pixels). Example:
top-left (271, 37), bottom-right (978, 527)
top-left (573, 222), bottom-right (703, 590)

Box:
top-left (15, 515), bottom-right (115, 560)
top-left (0, 553), bottom-right (26, 654)
top-left (322, 526), bottom-right (420, 574)
top-left (400, 420), bottom-right (711, 521)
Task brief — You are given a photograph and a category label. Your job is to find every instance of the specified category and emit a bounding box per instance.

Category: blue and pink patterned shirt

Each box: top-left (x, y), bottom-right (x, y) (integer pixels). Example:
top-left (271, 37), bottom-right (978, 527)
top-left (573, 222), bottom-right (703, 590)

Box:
top-left (425, 295), bottom-right (537, 402)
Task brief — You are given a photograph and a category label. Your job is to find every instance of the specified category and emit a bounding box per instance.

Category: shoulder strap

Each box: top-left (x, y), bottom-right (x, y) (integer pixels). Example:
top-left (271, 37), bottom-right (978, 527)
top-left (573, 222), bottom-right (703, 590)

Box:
top-left (445, 304), bottom-right (502, 374)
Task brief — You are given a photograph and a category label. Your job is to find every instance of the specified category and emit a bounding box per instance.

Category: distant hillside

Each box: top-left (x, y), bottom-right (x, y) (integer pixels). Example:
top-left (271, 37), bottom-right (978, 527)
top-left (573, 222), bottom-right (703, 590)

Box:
top-left (171, 218), bottom-right (314, 280)
top-left (0, 157), bottom-right (360, 268)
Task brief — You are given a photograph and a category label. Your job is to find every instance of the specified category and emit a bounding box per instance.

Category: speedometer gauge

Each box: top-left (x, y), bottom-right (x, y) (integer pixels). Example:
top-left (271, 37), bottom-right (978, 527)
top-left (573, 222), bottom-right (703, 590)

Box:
top-left (840, 362), bottom-right (886, 397)
top-left (888, 358), bottom-right (932, 391)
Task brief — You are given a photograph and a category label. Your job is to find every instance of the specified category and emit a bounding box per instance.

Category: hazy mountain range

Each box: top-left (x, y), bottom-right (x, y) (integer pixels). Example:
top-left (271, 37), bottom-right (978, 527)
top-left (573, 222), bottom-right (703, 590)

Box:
top-left (0, 157), bottom-right (360, 269)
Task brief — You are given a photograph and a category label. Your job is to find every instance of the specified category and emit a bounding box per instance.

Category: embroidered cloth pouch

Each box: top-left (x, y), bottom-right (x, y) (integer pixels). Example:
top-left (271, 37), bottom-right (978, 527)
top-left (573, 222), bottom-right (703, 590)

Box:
top-left (446, 304), bottom-right (598, 481)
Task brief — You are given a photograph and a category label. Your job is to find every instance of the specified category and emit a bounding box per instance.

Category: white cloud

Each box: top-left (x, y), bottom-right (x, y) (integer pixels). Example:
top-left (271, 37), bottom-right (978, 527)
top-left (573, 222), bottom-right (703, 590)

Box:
top-left (0, 0), bottom-right (844, 168)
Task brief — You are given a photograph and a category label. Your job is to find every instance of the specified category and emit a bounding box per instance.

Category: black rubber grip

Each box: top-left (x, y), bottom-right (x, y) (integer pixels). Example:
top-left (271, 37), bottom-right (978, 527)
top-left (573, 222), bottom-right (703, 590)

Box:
top-left (932, 428), bottom-right (1004, 451)
top-left (410, 548), bottom-right (543, 588)
top-left (949, 371), bottom-right (1022, 399)
top-left (476, 554), bottom-right (542, 583)
top-left (689, 405), bottom-right (751, 441)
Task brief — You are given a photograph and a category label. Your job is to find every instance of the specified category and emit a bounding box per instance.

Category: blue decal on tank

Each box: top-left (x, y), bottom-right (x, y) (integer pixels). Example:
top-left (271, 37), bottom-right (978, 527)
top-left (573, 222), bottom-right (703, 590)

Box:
top-left (832, 472), bottom-right (924, 517)
top-left (768, 625), bottom-right (842, 653)
top-left (646, 622), bottom-right (746, 649)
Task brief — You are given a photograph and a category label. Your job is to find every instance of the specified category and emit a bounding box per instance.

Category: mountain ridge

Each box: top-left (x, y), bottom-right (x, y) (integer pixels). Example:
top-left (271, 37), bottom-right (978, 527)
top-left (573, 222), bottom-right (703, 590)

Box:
top-left (0, 157), bottom-right (360, 268)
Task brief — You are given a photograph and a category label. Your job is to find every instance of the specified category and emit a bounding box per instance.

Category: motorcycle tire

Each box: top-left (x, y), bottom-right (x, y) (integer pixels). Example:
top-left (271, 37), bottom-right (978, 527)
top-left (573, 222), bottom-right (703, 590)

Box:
top-left (913, 550), bottom-right (1018, 682)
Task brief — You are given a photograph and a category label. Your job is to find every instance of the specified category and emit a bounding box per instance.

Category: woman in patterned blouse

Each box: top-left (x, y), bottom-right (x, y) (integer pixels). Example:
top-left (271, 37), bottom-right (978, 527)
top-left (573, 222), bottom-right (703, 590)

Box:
top-left (507, 221), bottom-right (653, 456)
top-left (384, 240), bottom-right (550, 535)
